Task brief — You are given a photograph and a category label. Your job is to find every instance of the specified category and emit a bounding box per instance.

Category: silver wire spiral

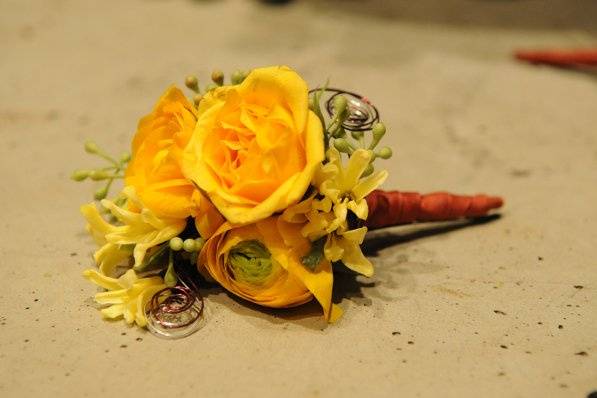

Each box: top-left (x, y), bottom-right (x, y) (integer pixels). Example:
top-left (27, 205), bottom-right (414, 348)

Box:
top-left (309, 87), bottom-right (380, 131)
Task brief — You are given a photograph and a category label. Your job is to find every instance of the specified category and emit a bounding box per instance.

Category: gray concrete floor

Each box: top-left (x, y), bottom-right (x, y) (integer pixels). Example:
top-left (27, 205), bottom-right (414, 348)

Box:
top-left (1, 0), bottom-right (596, 397)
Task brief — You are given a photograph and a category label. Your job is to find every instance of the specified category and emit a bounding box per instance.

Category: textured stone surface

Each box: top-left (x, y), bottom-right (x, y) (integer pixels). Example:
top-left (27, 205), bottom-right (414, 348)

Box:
top-left (1, 0), bottom-right (596, 396)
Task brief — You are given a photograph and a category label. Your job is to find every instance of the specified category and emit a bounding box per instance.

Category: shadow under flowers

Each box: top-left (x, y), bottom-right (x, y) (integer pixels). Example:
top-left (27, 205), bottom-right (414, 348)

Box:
top-left (192, 215), bottom-right (501, 329)
top-left (333, 215), bottom-right (501, 307)
top-left (362, 214), bottom-right (501, 257)
top-left (179, 264), bottom-right (329, 330)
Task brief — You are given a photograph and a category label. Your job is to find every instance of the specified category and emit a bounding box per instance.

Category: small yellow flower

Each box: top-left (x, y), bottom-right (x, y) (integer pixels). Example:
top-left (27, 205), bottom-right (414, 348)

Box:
top-left (283, 148), bottom-right (387, 277)
top-left (81, 186), bottom-right (186, 276)
top-left (83, 268), bottom-right (166, 327)
top-left (80, 203), bottom-right (131, 277)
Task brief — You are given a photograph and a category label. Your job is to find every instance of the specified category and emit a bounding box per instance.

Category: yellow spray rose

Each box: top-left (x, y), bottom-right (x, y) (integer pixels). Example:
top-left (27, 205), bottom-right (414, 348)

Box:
top-left (199, 217), bottom-right (342, 322)
top-left (182, 66), bottom-right (324, 225)
top-left (125, 86), bottom-right (223, 237)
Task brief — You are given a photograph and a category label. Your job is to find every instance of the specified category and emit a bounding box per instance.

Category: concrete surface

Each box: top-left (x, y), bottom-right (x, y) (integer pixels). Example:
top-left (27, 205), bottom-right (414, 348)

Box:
top-left (1, 0), bottom-right (596, 397)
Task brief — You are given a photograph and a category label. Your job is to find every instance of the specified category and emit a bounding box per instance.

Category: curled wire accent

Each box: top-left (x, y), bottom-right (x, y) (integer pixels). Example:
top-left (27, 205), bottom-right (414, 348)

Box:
top-left (145, 282), bottom-right (206, 339)
top-left (148, 286), bottom-right (204, 329)
top-left (309, 87), bottom-right (380, 131)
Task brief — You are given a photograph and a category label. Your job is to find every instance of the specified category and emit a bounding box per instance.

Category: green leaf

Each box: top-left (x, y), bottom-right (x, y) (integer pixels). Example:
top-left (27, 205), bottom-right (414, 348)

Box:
top-left (301, 237), bottom-right (327, 271)
top-left (135, 243), bottom-right (169, 272)
top-left (164, 251), bottom-right (177, 287)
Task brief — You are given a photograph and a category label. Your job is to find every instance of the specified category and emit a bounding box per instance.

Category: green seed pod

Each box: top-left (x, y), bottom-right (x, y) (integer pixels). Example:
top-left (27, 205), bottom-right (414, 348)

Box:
top-left (195, 237), bottom-right (206, 251)
top-left (119, 152), bottom-right (131, 163)
top-left (94, 186), bottom-right (108, 200)
top-left (372, 123), bottom-right (386, 140)
top-left (333, 138), bottom-right (352, 153)
top-left (332, 127), bottom-right (346, 139)
top-left (184, 75), bottom-right (199, 92)
top-left (377, 147), bottom-right (393, 159)
top-left (193, 94), bottom-right (203, 107)
top-left (71, 170), bottom-right (90, 181)
top-left (164, 261), bottom-right (177, 287)
top-left (333, 95), bottom-right (348, 117)
top-left (204, 83), bottom-right (217, 92)
top-left (211, 70), bottom-right (224, 86)
top-left (369, 123), bottom-right (387, 149)
top-left (361, 163), bottom-right (374, 177)
top-left (183, 238), bottom-right (196, 253)
top-left (89, 170), bottom-right (110, 181)
top-left (169, 237), bottom-right (184, 251)
top-left (351, 130), bottom-right (364, 140)
top-left (84, 141), bottom-right (100, 154)
top-left (231, 70), bottom-right (244, 85)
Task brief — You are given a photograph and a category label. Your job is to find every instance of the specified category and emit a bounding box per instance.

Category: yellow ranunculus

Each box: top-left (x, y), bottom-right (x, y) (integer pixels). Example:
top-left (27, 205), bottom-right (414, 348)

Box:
top-left (199, 217), bottom-right (342, 322)
top-left (125, 86), bottom-right (223, 237)
top-left (182, 66), bottom-right (324, 225)
top-left (125, 86), bottom-right (196, 219)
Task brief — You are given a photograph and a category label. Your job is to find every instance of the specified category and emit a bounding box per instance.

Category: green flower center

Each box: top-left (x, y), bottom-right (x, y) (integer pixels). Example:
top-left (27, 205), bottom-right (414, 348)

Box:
top-left (228, 240), bottom-right (273, 286)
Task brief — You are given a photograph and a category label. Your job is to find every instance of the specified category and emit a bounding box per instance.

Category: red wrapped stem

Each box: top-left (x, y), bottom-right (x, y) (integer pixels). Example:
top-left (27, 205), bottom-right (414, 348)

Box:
top-left (365, 190), bottom-right (504, 230)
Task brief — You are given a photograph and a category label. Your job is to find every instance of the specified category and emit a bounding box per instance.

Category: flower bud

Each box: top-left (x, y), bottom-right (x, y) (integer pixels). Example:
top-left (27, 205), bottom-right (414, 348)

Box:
top-left (193, 94), bottom-right (202, 107)
top-left (204, 83), bottom-right (217, 92)
top-left (351, 130), bottom-right (364, 140)
top-left (332, 127), bottom-right (346, 139)
top-left (377, 147), bottom-right (392, 159)
top-left (169, 237), bottom-right (184, 251)
top-left (119, 152), bottom-right (131, 163)
top-left (231, 70), bottom-right (244, 85)
top-left (361, 163), bottom-right (374, 177)
top-left (89, 170), bottom-right (109, 181)
top-left (184, 75), bottom-right (199, 92)
top-left (71, 169), bottom-right (90, 181)
top-left (164, 264), bottom-right (177, 287)
top-left (84, 140), bottom-right (100, 154)
top-left (195, 237), bottom-right (206, 251)
top-left (94, 186), bottom-right (108, 200)
top-left (333, 138), bottom-right (352, 153)
top-left (183, 238), bottom-right (197, 253)
top-left (369, 123), bottom-right (386, 149)
top-left (211, 70), bottom-right (224, 86)
top-left (333, 95), bottom-right (348, 117)
top-left (372, 123), bottom-right (386, 140)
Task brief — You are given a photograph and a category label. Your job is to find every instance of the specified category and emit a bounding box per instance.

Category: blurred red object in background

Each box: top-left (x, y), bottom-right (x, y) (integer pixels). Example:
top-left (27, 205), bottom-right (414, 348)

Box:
top-left (515, 49), bottom-right (597, 67)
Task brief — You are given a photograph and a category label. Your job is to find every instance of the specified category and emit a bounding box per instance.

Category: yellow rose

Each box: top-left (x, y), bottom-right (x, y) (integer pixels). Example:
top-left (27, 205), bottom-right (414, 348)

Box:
top-left (199, 217), bottom-right (342, 321)
top-left (125, 86), bottom-right (223, 237)
top-left (182, 66), bottom-right (324, 225)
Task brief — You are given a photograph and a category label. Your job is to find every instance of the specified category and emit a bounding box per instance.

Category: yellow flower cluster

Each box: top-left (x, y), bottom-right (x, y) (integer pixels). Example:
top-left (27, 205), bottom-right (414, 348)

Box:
top-left (283, 148), bottom-right (387, 277)
top-left (84, 269), bottom-right (166, 327)
top-left (80, 65), bottom-right (387, 326)
top-left (82, 186), bottom-right (185, 275)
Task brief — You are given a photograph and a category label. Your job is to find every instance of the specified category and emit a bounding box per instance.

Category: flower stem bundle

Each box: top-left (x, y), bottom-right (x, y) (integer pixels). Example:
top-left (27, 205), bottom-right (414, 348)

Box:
top-left (366, 190), bottom-right (504, 230)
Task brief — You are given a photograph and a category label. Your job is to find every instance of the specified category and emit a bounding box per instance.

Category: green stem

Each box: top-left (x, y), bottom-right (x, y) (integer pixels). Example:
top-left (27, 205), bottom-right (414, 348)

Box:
top-left (104, 177), bottom-right (115, 194)
top-left (96, 151), bottom-right (120, 167)
top-left (164, 250), bottom-right (177, 287)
